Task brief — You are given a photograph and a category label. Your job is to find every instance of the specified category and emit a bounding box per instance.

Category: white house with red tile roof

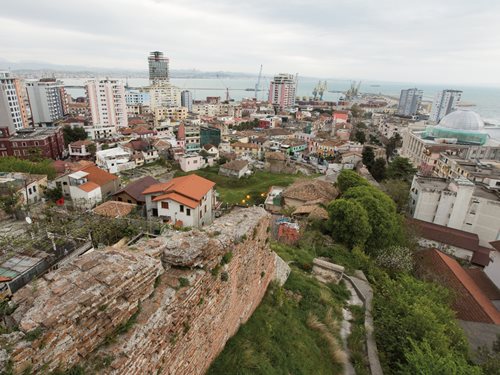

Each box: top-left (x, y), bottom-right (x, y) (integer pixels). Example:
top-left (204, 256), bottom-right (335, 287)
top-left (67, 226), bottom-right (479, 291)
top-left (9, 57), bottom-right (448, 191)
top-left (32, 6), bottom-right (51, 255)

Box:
top-left (51, 164), bottom-right (120, 209)
top-left (142, 174), bottom-right (216, 228)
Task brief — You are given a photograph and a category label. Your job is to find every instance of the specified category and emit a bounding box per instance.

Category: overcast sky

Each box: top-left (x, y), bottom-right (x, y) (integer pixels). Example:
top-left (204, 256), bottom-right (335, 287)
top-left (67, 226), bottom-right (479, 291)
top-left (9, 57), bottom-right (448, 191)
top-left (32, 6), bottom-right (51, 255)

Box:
top-left (1, 0), bottom-right (500, 85)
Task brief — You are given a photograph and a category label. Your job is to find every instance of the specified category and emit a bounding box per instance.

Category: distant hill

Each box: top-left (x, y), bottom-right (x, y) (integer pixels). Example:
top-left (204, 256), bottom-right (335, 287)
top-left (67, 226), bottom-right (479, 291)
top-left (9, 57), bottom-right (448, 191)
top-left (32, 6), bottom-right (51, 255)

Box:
top-left (0, 58), bottom-right (257, 79)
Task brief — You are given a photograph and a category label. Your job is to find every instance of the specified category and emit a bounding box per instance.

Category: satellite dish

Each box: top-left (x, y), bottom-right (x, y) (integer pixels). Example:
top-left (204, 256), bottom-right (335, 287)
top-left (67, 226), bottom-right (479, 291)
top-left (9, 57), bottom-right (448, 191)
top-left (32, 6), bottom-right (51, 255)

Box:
top-left (25, 217), bottom-right (32, 224)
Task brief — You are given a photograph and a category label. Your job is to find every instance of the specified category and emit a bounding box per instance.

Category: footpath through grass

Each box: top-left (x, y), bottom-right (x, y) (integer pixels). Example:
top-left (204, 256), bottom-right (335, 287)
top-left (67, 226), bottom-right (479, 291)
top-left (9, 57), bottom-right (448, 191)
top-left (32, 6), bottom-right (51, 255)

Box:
top-left (175, 166), bottom-right (314, 205)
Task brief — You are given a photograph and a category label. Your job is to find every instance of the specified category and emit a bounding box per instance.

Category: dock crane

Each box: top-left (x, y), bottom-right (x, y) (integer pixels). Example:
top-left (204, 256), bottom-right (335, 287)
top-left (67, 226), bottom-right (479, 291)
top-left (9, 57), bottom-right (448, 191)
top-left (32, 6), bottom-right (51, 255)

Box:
top-left (255, 64), bottom-right (263, 100)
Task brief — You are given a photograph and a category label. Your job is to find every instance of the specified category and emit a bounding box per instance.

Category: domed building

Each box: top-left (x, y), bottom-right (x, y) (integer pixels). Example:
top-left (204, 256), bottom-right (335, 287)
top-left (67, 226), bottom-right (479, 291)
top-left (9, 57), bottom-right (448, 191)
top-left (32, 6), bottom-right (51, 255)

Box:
top-left (423, 109), bottom-right (489, 145)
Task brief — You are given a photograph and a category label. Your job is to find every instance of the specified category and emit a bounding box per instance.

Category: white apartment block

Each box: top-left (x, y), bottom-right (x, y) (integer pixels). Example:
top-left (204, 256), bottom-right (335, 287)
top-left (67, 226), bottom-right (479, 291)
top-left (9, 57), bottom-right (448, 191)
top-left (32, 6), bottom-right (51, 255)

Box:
top-left (429, 89), bottom-right (462, 123)
top-left (26, 78), bottom-right (66, 126)
top-left (397, 88), bottom-right (422, 117)
top-left (268, 73), bottom-right (297, 110)
top-left (86, 79), bottom-right (128, 129)
top-left (409, 175), bottom-right (500, 247)
top-left (0, 71), bottom-right (29, 135)
top-left (149, 83), bottom-right (181, 110)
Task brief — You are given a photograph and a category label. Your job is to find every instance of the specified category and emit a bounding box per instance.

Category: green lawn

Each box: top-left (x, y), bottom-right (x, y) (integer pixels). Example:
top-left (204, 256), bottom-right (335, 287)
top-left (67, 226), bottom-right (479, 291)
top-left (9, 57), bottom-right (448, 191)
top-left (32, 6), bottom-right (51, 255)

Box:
top-left (175, 166), bottom-right (315, 205)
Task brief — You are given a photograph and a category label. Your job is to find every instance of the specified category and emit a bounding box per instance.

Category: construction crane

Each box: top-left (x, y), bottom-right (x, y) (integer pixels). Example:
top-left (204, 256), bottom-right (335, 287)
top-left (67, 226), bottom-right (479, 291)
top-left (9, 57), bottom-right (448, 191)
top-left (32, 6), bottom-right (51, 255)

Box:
top-left (312, 80), bottom-right (328, 100)
top-left (345, 81), bottom-right (362, 100)
top-left (216, 74), bottom-right (230, 102)
top-left (255, 64), bottom-right (263, 100)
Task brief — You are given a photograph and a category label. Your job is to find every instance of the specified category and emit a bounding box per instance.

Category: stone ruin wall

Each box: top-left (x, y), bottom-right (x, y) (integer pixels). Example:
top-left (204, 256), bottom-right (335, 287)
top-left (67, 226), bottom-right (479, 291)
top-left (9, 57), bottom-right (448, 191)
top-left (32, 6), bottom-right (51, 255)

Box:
top-left (2, 207), bottom-right (281, 374)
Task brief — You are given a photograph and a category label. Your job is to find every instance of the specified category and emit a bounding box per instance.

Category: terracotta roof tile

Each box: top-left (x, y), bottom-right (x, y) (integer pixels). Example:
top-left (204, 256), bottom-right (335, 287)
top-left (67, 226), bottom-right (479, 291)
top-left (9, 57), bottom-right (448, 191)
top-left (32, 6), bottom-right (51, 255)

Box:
top-left (78, 181), bottom-right (100, 193)
top-left (416, 249), bottom-right (500, 324)
top-left (220, 160), bottom-right (248, 171)
top-left (409, 219), bottom-right (492, 267)
top-left (80, 165), bottom-right (118, 186)
top-left (465, 269), bottom-right (500, 300)
top-left (283, 179), bottom-right (338, 203)
top-left (93, 201), bottom-right (136, 217)
top-left (142, 175), bottom-right (215, 205)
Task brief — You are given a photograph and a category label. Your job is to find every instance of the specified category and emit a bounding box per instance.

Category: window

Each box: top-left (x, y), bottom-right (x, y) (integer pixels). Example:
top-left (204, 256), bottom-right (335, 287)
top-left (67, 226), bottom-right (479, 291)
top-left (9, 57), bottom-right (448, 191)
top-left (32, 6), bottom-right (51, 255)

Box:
top-left (161, 202), bottom-right (169, 209)
top-left (33, 185), bottom-right (37, 192)
top-left (180, 205), bottom-right (184, 212)
top-left (186, 208), bottom-right (191, 216)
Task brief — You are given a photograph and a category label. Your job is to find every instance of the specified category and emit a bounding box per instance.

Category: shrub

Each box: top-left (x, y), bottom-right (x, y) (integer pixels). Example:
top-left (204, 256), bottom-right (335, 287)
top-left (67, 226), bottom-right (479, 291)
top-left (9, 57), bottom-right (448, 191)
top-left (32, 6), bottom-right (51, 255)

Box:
top-left (220, 271), bottom-right (229, 281)
top-left (375, 246), bottom-right (414, 275)
top-left (179, 277), bottom-right (190, 287)
top-left (220, 252), bottom-right (233, 265)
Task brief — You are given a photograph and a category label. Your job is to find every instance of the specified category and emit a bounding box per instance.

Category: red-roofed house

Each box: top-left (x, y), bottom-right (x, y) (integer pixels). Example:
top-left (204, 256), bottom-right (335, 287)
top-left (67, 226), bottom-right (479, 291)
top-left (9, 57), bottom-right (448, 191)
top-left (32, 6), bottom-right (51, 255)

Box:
top-left (69, 139), bottom-right (95, 160)
top-left (51, 164), bottom-right (120, 209)
top-left (333, 111), bottom-right (349, 124)
top-left (416, 249), bottom-right (500, 325)
top-left (142, 174), bottom-right (216, 227)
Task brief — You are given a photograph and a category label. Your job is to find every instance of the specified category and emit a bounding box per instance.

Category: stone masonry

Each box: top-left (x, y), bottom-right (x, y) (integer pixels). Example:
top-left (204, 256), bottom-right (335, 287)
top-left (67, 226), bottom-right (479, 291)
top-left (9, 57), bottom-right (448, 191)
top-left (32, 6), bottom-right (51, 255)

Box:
top-left (2, 207), bottom-right (280, 375)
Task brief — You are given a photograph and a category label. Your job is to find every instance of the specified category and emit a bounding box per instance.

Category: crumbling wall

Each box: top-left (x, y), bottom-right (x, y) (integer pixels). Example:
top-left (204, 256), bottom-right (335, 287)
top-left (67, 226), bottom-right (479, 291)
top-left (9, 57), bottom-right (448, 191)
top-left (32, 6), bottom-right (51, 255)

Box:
top-left (3, 207), bottom-right (279, 375)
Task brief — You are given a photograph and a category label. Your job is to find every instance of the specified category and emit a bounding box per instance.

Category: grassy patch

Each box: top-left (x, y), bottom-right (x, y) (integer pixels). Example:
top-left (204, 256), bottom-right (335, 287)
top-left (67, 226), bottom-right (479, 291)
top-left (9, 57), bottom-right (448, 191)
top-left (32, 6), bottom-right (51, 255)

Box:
top-left (348, 305), bottom-right (370, 375)
top-left (207, 261), bottom-right (349, 375)
top-left (175, 166), bottom-right (314, 204)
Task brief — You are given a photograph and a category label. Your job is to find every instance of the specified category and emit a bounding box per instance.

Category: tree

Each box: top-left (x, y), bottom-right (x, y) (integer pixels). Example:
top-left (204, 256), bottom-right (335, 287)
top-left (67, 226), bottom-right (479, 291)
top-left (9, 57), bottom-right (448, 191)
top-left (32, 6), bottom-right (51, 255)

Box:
top-left (385, 133), bottom-right (402, 159)
top-left (326, 199), bottom-right (371, 248)
top-left (342, 185), bottom-right (403, 252)
top-left (87, 143), bottom-right (97, 156)
top-left (336, 170), bottom-right (369, 193)
top-left (374, 274), bottom-right (473, 374)
top-left (403, 339), bottom-right (482, 375)
top-left (362, 146), bottom-right (375, 169)
top-left (0, 186), bottom-right (21, 218)
top-left (370, 157), bottom-right (387, 181)
top-left (350, 104), bottom-right (363, 118)
top-left (382, 179), bottom-right (410, 212)
top-left (354, 130), bottom-right (366, 144)
top-left (387, 157), bottom-right (417, 182)
top-left (44, 186), bottom-right (63, 202)
top-left (63, 126), bottom-right (88, 145)
top-left (0, 157), bottom-right (56, 179)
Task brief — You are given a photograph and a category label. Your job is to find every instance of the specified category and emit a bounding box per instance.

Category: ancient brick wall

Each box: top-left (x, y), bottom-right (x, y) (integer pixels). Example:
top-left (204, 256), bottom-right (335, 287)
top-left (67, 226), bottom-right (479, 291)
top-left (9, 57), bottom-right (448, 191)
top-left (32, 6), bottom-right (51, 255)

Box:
top-left (3, 207), bottom-right (278, 375)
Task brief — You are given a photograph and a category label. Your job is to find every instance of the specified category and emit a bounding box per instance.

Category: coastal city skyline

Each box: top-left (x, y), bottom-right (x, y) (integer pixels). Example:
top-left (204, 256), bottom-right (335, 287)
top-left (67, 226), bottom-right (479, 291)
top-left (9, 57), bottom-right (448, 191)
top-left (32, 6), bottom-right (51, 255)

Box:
top-left (1, 0), bottom-right (500, 85)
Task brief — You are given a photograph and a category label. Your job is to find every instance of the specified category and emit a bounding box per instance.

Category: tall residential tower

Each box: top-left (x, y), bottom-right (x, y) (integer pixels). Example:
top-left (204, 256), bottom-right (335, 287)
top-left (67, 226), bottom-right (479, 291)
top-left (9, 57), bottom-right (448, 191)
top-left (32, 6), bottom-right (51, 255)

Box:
top-left (148, 51), bottom-right (169, 84)
top-left (0, 71), bottom-right (29, 135)
top-left (430, 89), bottom-right (462, 123)
top-left (26, 78), bottom-right (67, 127)
top-left (268, 73), bottom-right (297, 111)
top-left (85, 78), bottom-right (127, 139)
top-left (397, 88), bottom-right (423, 117)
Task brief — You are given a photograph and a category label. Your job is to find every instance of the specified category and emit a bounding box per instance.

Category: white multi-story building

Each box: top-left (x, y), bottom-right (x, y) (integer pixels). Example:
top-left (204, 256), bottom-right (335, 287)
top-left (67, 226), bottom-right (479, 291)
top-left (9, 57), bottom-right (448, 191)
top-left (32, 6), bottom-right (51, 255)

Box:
top-left (0, 71), bottom-right (29, 135)
top-left (409, 175), bottom-right (500, 247)
top-left (85, 79), bottom-right (128, 130)
top-left (125, 89), bottom-right (150, 106)
top-left (429, 89), bottom-right (462, 123)
top-left (268, 73), bottom-right (297, 111)
top-left (95, 146), bottom-right (134, 174)
top-left (397, 88), bottom-right (422, 117)
top-left (149, 83), bottom-right (181, 110)
top-left (26, 78), bottom-right (66, 126)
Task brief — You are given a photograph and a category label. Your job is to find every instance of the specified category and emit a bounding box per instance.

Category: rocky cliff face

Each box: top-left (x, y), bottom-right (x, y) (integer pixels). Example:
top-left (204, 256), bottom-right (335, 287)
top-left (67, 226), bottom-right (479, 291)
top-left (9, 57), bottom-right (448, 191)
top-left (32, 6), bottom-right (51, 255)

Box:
top-left (2, 207), bottom-right (282, 374)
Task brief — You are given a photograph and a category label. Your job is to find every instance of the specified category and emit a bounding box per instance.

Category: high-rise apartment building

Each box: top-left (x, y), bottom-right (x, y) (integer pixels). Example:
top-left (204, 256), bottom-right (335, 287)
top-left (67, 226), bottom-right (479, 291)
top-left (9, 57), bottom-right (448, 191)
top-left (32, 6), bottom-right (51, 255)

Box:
top-left (0, 71), bottom-right (29, 135)
top-left (268, 73), bottom-right (296, 110)
top-left (26, 78), bottom-right (67, 126)
top-left (397, 88), bottom-right (423, 117)
top-left (181, 90), bottom-right (193, 112)
top-left (430, 89), bottom-right (462, 123)
top-left (85, 78), bottom-right (127, 129)
top-left (148, 51), bottom-right (169, 84)
top-left (149, 83), bottom-right (181, 110)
